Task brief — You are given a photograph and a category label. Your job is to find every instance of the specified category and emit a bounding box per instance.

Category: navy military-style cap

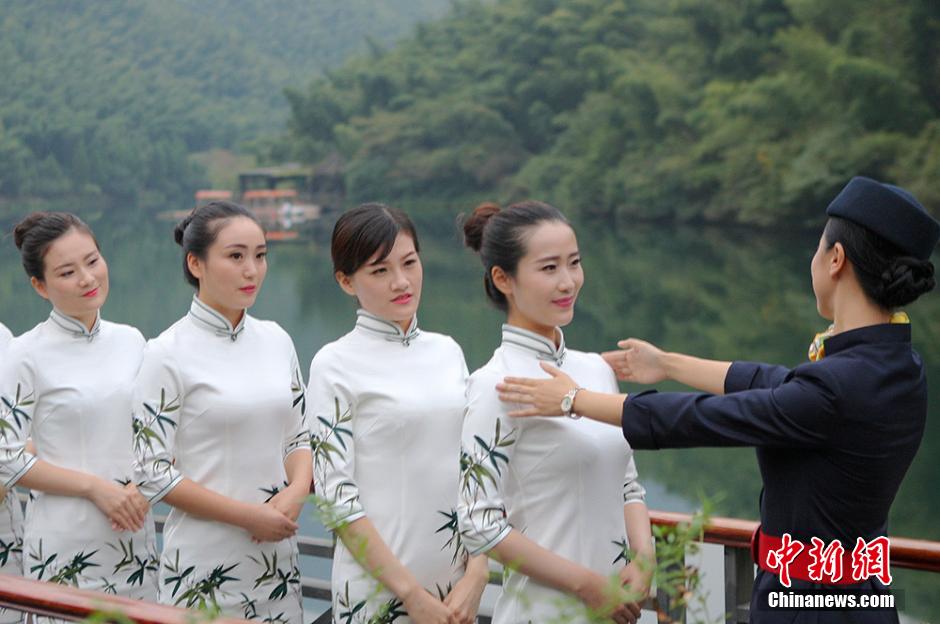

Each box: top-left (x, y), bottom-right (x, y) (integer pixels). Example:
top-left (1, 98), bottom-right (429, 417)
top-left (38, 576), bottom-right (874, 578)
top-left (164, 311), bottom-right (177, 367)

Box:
top-left (826, 176), bottom-right (940, 260)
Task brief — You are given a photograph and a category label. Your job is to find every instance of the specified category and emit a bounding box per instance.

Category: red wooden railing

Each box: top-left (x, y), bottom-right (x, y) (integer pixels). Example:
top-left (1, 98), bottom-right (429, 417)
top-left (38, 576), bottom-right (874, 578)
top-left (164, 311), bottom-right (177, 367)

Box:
top-left (1, 511), bottom-right (938, 623)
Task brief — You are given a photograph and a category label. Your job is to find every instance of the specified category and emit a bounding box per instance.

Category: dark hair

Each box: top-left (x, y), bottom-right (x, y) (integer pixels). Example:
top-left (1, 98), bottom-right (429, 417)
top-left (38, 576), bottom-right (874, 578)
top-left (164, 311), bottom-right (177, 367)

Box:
top-left (174, 201), bottom-right (264, 289)
top-left (331, 203), bottom-right (420, 275)
top-left (13, 211), bottom-right (98, 280)
top-left (824, 217), bottom-right (935, 309)
top-left (462, 200), bottom-right (569, 311)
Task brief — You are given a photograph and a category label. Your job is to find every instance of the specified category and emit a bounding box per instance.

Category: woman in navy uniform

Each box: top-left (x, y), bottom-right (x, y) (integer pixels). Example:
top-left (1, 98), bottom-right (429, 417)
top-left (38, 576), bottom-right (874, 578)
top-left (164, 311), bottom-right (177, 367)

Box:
top-left (493, 176), bottom-right (938, 623)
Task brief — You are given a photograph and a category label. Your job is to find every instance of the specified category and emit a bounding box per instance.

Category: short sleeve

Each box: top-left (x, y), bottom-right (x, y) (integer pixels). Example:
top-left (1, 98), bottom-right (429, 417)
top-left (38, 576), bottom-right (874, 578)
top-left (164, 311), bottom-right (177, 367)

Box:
top-left (283, 346), bottom-right (311, 460)
top-left (457, 371), bottom-right (517, 555)
top-left (132, 341), bottom-right (185, 503)
top-left (307, 351), bottom-right (364, 529)
top-left (0, 345), bottom-right (38, 488)
top-left (622, 364), bottom-right (839, 450)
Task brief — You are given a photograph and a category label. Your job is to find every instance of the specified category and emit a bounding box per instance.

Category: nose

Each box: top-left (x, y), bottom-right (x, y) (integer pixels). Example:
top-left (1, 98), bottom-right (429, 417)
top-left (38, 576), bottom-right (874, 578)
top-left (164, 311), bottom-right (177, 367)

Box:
top-left (390, 267), bottom-right (409, 292)
top-left (244, 258), bottom-right (259, 278)
top-left (77, 267), bottom-right (93, 287)
top-left (558, 267), bottom-right (575, 293)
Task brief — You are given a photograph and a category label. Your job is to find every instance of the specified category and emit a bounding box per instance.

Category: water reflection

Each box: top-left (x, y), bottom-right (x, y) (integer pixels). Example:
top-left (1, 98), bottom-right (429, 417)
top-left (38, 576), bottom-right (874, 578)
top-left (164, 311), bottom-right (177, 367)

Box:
top-left (0, 213), bottom-right (937, 620)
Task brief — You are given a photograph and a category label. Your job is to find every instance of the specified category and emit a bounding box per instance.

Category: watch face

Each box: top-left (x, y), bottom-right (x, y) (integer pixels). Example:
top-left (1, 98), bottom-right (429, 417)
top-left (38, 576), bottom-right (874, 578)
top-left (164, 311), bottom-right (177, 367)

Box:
top-left (561, 395), bottom-right (572, 412)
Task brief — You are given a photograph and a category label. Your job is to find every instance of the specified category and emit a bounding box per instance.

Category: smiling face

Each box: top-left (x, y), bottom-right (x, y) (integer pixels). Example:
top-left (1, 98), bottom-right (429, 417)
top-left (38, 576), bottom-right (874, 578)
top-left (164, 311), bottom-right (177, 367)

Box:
top-left (495, 220), bottom-right (583, 337)
top-left (188, 216), bottom-right (268, 324)
top-left (31, 228), bottom-right (108, 327)
top-left (336, 232), bottom-right (423, 330)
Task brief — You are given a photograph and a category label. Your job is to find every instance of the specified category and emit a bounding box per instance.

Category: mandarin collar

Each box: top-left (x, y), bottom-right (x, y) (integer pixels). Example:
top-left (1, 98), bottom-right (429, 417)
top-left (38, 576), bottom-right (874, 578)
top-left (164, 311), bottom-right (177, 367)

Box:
top-left (354, 309), bottom-right (420, 347)
top-left (188, 296), bottom-right (247, 341)
top-left (49, 308), bottom-right (101, 342)
top-left (501, 324), bottom-right (566, 366)
top-left (824, 323), bottom-right (912, 357)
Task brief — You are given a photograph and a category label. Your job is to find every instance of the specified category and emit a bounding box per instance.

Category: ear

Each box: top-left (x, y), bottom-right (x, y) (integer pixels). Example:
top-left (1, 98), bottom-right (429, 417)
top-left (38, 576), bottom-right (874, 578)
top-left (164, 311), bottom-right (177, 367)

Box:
top-left (187, 252), bottom-right (204, 281)
top-left (30, 276), bottom-right (49, 301)
top-left (491, 266), bottom-right (514, 298)
top-left (335, 271), bottom-right (357, 297)
top-left (829, 242), bottom-right (847, 279)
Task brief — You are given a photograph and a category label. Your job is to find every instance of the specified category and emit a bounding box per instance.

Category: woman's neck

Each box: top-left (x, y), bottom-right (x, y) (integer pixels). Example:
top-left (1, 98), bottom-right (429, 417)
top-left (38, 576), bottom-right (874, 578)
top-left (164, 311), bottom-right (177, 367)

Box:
top-left (196, 293), bottom-right (245, 328)
top-left (830, 289), bottom-right (891, 335)
top-left (505, 311), bottom-right (559, 346)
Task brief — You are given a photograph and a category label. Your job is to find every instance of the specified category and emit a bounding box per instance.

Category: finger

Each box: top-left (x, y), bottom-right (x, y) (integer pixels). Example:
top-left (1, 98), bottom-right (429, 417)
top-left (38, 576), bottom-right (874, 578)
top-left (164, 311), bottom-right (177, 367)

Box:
top-left (626, 601), bottom-right (641, 619)
top-left (495, 382), bottom-right (533, 395)
top-left (618, 338), bottom-right (638, 350)
top-left (507, 407), bottom-right (543, 418)
top-left (539, 362), bottom-right (561, 377)
top-left (501, 376), bottom-right (538, 387)
top-left (497, 391), bottom-right (534, 405)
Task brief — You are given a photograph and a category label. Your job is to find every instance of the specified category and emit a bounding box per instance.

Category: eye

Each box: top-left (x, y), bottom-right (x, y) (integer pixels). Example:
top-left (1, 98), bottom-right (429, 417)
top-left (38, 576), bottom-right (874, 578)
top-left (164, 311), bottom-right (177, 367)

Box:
top-left (61, 270), bottom-right (74, 278)
top-left (230, 252), bottom-right (243, 260)
top-left (371, 267), bottom-right (387, 275)
top-left (570, 257), bottom-right (581, 266)
top-left (404, 258), bottom-right (418, 267)
top-left (541, 264), bottom-right (557, 272)
top-left (88, 257), bottom-right (99, 265)
top-left (256, 251), bottom-right (267, 260)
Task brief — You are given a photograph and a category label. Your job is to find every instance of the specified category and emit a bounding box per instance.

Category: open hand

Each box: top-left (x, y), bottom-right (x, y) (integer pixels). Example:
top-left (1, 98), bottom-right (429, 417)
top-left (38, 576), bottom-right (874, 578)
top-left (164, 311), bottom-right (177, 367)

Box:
top-left (496, 362), bottom-right (578, 417)
top-left (602, 339), bottom-right (667, 384)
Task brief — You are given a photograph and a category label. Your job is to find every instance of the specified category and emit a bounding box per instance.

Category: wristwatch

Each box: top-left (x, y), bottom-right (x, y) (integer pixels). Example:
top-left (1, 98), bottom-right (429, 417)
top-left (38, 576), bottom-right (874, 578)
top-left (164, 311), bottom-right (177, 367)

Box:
top-left (561, 387), bottom-right (583, 419)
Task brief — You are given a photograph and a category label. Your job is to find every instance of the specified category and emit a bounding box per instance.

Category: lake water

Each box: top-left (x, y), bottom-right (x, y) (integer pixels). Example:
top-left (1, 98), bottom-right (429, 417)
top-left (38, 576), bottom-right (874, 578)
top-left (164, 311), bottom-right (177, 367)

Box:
top-left (1, 210), bottom-right (937, 621)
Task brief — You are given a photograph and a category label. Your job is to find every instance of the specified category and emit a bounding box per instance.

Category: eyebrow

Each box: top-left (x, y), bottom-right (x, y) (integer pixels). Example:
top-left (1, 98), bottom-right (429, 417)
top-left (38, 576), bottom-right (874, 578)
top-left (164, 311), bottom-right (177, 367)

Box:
top-left (53, 251), bottom-right (98, 272)
top-left (224, 244), bottom-right (267, 250)
top-left (369, 250), bottom-right (416, 266)
top-left (535, 251), bottom-right (580, 263)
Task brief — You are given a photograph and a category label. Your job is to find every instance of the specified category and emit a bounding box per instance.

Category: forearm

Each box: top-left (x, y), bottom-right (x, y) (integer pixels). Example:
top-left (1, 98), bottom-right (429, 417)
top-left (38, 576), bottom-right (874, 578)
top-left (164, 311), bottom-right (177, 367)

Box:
top-left (337, 516), bottom-right (423, 601)
top-left (661, 352), bottom-right (731, 395)
top-left (572, 390), bottom-right (629, 427)
top-left (624, 503), bottom-right (654, 564)
top-left (283, 449), bottom-right (313, 497)
top-left (16, 459), bottom-right (98, 498)
top-left (161, 478), bottom-right (253, 528)
top-left (489, 528), bottom-right (593, 596)
top-left (464, 553), bottom-right (491, 583)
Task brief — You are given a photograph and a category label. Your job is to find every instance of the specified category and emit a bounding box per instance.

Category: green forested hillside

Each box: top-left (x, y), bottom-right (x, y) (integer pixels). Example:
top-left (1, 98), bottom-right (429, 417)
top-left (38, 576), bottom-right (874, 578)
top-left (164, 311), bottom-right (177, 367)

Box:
top-left (280, 0), bottom-right (940, 225)
top-left (0, 0), bottom-right (449, 209)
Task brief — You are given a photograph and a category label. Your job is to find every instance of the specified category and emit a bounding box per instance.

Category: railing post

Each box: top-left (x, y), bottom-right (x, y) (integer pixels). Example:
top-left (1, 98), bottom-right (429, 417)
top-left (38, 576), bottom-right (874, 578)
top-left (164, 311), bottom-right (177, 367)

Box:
top-left (723, 546), bottom-right (753, 623)
top-left (654, 559), bottom-right (686, 624)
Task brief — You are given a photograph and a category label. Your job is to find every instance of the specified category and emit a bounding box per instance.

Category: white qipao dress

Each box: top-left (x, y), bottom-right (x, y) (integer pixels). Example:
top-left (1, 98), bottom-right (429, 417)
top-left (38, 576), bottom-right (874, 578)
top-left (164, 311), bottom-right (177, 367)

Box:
top-left (458, 326), bottom-right (647, 624)
top-left (133, 297), bottom-right (309, 623)
top-left (0, 322), bottom-right (24, 624)
top-left (0, 311), bottom-right (158, 600)
top-left (309, 311), bottom-right (468, 623)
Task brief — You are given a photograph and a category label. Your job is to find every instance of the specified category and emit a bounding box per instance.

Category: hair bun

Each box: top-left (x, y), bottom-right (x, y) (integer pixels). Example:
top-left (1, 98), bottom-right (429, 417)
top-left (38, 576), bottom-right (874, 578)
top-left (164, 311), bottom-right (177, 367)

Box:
top-left (174, 213), bottom-right (195, 246)
top-left (879, 257), bottom-right (935, 307)
top-left (462, 202), bottom-right (501, 252)
top-left (12, 212), bottom-right (50, 250)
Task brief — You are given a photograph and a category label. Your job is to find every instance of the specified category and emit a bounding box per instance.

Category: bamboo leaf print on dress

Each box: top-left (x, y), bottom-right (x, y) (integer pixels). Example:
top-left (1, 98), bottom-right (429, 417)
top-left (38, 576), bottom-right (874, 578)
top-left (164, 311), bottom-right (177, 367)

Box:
top-left (435, 509), bottom-right (467, 566)
top-left (173, 562), bottom-right (241, 609)
top-left (1, 384), bottom-right (35, 434)
top-left (612, 538), bottom-right (630, 566)
top-left (134, 388), bottom-right (180, 454)
top-left (28, 539), bottom-right (56, 580)
top-left (0, 535), bottom-right (22, 566)
top-left (312, 398), bottom-right (353, 472)
top-left (460, 418), bottom-right (515, 495)
top-left (110, 538), bottom-right (159, 586)
top-left (47, 550), bottom-right (101, 586)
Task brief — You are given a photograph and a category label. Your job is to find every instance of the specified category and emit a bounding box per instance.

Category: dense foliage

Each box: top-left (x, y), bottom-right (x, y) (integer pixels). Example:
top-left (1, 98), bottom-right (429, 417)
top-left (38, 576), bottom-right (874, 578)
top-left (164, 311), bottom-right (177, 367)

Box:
top-left (0, 0), bottom-right (448, 210)
top-left (281, 0), bottom-right (940, 225)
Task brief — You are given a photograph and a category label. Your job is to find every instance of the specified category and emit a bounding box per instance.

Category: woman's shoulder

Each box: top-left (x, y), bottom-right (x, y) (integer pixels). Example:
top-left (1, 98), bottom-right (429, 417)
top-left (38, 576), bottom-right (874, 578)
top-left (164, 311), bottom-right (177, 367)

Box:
top-left (419, 330), bottom-right (466, 357)
top-left (101, 320), bottom-right (145, 345)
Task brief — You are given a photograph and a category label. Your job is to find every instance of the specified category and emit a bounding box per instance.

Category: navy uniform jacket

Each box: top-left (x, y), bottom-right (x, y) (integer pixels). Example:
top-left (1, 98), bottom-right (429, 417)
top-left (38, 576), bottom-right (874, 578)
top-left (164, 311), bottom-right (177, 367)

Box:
top-left (621, 324), bottom-right (926, 623)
